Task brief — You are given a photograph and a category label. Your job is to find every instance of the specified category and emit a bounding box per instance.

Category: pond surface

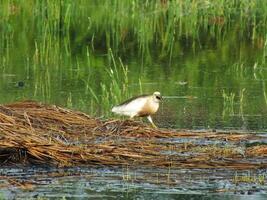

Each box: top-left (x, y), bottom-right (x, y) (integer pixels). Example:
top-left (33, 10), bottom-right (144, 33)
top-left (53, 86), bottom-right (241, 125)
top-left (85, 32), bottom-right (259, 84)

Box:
top-left (2, 47), bottom-right (267, 130)
top-left (0, 1), bottom-right (267, 199)
top-left (0, 166), bottom-right (267, 199)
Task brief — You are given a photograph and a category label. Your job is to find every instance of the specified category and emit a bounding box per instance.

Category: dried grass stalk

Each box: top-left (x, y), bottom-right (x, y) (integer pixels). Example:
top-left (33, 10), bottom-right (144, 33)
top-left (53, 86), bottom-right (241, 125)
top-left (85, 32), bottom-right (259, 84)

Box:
top-left (0, 101), bottom-right (266, 169)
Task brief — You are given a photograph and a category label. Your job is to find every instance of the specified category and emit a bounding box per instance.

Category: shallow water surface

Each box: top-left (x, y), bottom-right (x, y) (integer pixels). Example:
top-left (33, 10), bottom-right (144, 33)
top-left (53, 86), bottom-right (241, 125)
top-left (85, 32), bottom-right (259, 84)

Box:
top-left (0, 166), bottom-right (266, 199)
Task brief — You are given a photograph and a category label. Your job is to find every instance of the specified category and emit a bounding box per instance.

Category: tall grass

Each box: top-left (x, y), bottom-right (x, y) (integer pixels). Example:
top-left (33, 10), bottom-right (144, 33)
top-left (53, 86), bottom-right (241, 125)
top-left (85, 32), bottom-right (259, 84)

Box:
top-left (86, 48), bottom-right (141, 117)
top-left (1, 0), bottom-right (267, 61)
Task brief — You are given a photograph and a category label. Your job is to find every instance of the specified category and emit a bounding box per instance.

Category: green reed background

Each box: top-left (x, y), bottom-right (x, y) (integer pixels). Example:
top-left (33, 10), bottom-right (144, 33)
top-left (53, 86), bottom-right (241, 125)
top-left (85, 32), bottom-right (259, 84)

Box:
top-left (1, 0), bottom-right (267, 59)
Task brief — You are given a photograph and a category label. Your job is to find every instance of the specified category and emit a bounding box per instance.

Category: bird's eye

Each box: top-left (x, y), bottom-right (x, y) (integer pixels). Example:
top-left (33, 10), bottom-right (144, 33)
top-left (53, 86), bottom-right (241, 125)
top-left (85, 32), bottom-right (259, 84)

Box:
top-left (156, 96), bottom-right (161, 100)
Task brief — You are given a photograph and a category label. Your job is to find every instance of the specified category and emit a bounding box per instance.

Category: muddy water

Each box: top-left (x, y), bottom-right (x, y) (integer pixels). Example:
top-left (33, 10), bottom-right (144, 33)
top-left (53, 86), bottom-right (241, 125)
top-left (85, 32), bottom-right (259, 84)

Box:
top-left (0, 166), bottom-right (266, 199)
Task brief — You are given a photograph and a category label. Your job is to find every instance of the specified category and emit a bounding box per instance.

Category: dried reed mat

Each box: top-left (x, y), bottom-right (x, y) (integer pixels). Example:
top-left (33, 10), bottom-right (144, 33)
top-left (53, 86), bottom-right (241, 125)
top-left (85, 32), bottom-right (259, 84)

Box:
top-left (0, 101), bottom-right (266, 169)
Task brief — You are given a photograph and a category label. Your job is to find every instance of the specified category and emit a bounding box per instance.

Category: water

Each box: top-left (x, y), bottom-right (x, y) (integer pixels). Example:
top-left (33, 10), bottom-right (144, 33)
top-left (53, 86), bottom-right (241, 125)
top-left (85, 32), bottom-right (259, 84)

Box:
top-left (0, 167), bottom-right (266, 199)
top-left (0, 1), bottom-right (267, 199)
top-left (1, 37), bottom-right (267, 130)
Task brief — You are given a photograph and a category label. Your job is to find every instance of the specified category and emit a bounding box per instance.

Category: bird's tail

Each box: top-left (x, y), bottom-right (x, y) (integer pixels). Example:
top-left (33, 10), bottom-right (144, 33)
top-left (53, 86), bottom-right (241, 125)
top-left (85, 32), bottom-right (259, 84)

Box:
top-left (111, 105), bottom-right (127, 115)
top-left (111, 106), bottom-right (120, 113)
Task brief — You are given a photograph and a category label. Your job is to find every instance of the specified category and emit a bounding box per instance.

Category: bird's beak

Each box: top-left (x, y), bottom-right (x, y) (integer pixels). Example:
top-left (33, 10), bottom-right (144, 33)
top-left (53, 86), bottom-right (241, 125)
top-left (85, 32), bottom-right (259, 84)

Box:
top-left (155, 95), bottom-right (162, 101)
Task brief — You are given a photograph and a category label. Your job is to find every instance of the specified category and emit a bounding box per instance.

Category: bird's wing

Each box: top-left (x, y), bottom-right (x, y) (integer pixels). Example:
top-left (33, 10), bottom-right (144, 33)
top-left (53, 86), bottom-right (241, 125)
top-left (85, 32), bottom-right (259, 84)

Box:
top-left (112, 97), bottom-right (147, 117)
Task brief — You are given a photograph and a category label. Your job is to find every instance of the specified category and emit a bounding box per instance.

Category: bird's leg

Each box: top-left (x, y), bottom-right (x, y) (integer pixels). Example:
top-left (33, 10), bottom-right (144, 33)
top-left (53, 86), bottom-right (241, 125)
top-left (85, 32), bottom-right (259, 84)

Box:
top-left (147, 116), bottom-right (158, 128)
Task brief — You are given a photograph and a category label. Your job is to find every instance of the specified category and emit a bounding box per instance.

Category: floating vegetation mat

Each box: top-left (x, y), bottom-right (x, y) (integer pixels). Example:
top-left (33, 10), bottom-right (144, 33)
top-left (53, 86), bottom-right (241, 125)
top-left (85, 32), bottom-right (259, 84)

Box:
top-left (0, 101), bottom-right (266, 169)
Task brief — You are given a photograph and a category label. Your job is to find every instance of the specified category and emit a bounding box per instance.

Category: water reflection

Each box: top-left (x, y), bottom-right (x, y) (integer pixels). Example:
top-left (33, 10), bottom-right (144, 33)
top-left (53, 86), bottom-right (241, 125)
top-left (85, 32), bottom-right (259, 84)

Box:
top-left (1, 50), bottom-right (267, 131)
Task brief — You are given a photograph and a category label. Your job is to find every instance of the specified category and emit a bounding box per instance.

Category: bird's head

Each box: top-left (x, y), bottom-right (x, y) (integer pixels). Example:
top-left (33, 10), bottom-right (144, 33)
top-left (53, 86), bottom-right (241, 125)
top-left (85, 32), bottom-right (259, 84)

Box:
top-left (153, 91), bottom-right (162, 102)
